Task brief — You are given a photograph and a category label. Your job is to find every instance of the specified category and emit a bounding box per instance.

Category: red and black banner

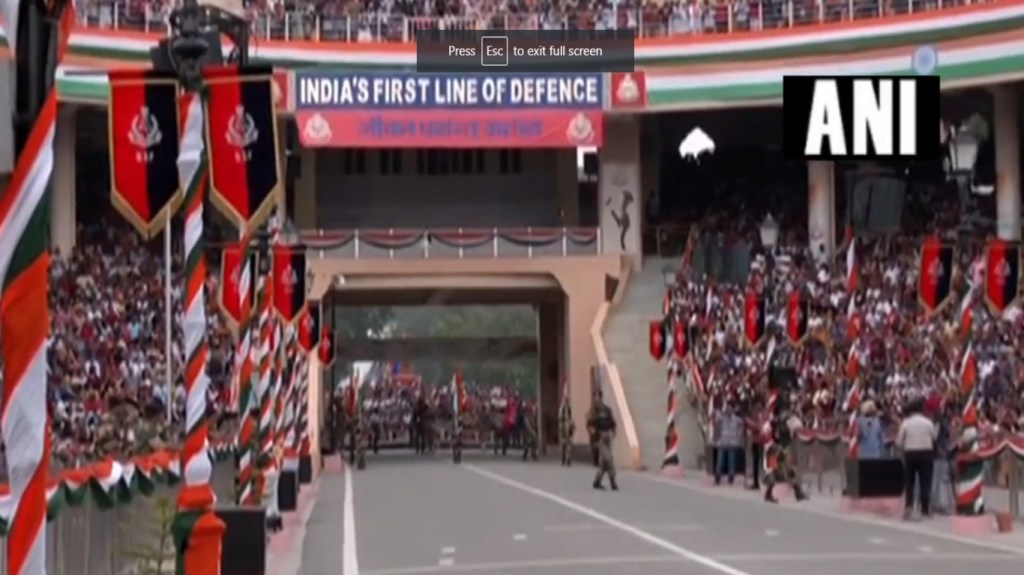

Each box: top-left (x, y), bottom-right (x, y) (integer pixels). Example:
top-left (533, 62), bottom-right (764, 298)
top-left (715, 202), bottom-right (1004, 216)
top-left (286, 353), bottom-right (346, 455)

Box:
top-left (918, 236), bottom-right (955, 314)
top-left (786, 290), bottom-right (809, 346)
top-left (218, 242), bottom-right (255, 331)
top-left (984, 238), bottom-right (1022, 315)
top-left (271, 245), bottom-right (306, 325)
top-left (744, 291), bottom-right (767, 348)
top-left (203, 65), bottom-right (282, 234)
top-left (672, 319), bottom-right (687, 358)
top-left (649, 320), bottom-right (666, 361)
top-left (298, 306), bottom-right (321, 354)
top-left (108, 70), bottom-right (182, 239)
top-left (318, 327), bottom-right (335, 368)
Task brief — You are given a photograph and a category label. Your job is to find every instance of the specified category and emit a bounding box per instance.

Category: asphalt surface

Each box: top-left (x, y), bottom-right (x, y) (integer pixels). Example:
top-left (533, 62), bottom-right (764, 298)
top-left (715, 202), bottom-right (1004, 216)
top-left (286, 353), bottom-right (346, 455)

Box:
top-left (298, 452), bottom-right (1024, 575)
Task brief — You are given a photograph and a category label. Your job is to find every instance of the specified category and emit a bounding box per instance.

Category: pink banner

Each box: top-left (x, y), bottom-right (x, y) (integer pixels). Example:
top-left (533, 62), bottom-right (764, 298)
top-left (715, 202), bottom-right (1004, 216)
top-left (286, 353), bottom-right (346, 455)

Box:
top-left (296, 110), bottom-right (604, 149)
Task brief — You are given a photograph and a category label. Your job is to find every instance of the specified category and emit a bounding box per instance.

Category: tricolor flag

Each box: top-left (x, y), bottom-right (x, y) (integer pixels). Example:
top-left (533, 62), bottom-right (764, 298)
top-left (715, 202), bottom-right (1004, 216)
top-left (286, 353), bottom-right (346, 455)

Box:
top-left (845, 238), bottom-right (859, 293)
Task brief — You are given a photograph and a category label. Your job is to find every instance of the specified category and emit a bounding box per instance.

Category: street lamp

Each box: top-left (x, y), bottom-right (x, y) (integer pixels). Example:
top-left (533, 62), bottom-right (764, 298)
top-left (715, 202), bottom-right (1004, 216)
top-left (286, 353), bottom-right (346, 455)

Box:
top-left (943, 114), bottom-right (991, 196)
top-left (759, 214), bottom-right (780, 250)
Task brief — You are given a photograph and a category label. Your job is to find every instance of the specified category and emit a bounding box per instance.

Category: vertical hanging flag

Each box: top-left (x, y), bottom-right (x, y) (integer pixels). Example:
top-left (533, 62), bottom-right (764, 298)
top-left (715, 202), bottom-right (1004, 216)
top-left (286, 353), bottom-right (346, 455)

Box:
top-left (649, 320), bottom-right (667, 361)
top-left (219, 242), bottom-right (255, 334)
top-left (107, 70), bottom-right (183, 239)
top-left (672, 319), bottom-right (687, 358)
top-left (785, 290), bottom-right (809, 346)
top-left (318, 327), bottom-right (335, 368)
top-left (271, 244), bottom-right (307, 326)
top-left (918, 236), bottom-right (955, 314)
top-left (984, 238), bottom-right (1021, 315)
top-left (297, 306), bottom-right (321, 353)
top-left (744, 291), bottom-right (767, 347)
top-left (203, 65), bottom-right (282, 234)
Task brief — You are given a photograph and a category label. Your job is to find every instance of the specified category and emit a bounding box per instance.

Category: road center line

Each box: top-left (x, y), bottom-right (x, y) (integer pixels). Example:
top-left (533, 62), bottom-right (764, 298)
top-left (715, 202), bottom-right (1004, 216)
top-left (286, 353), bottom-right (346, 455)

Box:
top-left (464, 464), bottom-right (753, 575)
top-left (343, 464), bottom-right (360, 575)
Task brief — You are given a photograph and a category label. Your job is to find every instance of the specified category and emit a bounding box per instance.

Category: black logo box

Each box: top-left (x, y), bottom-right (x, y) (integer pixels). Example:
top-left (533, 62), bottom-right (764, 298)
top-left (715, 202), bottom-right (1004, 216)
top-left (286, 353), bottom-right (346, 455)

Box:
top-left (416, 29), bottom-right (635, 73)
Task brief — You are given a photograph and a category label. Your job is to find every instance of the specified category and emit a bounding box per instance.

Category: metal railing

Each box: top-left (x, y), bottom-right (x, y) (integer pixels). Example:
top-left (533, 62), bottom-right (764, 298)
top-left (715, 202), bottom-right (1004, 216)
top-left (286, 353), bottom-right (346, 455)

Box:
top-left (74, 0), bottom-right (986, 43)
top-left (0, 463), bottom-right (236, 575)
top-left (301, 227), bottom-right (601, 259)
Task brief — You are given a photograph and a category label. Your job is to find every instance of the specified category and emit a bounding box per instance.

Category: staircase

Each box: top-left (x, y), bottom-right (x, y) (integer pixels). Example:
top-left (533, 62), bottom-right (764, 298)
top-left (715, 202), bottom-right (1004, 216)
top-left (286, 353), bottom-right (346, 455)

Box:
top-left (604, 258), bottom-right (704, 471)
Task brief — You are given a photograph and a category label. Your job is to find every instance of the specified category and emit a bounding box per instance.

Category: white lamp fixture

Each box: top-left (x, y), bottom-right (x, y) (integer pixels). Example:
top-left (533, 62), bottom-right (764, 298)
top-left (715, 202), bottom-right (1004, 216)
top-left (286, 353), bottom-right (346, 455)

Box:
top-left (944, 114), bottom-right (991, 196)
top-left (760, 214), bottom-right (780, 250)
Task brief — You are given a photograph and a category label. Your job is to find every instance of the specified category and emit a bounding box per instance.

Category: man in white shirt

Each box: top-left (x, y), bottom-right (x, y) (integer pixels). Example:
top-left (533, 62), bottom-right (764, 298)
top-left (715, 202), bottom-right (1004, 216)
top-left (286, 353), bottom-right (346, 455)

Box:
top-left (896, 399), bottom-right (938, 519)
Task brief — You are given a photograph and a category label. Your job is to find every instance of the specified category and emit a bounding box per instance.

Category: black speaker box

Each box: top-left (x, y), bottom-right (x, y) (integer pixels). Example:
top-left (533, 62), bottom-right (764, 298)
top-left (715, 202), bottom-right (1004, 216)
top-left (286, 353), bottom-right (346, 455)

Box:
top-left (299, 455), bottom-right (313, 484)
top-left (278, 470), bottom-right (299, 512)
top-left (149, 32), bottom-right (225, 72)
top-left (216, 506), bottom-right (266, 575)
top-left (844, 458), bottom-right (904, 498)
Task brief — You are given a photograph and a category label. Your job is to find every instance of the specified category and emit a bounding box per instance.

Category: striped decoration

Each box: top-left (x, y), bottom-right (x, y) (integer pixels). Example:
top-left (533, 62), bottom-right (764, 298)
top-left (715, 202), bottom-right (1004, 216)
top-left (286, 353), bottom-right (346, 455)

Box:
top-left (0, 7), bottom-right (75, 575)
top-left (233, 235), bottom-right (256, 505)
top-left (662, 362), bottom-right (682, 474)
top-left (956, 343), bottom-right (984, 515)
top-left (842, 384), bottom-right (862, 459)
top-left (253, 271), bottom-right (275, 504)
top-left (282, 329), bottom-right (300, 471)
top-left (298, 354), bottom-right (311, 458)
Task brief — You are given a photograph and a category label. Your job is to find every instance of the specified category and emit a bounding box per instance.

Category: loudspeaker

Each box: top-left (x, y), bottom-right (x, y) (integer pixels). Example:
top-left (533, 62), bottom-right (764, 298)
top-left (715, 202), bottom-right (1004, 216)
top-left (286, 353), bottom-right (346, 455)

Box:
top-left (299, 455), bottom-right (313, 484)
top-left (149, 32), bottom-right (225, 72)
top-left (768, 365), bottom-right (797, 391)
top-left (844, 458), bottom-right (904, 498)
top-left (216, 506), bottom-right (266, 575)
top-left (278, 470), bottom-right (299, 512)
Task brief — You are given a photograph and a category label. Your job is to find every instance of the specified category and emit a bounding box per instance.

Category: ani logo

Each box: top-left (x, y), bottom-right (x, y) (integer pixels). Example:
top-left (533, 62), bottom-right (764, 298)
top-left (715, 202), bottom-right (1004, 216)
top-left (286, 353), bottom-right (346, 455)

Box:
top-left (226, 105), bottom-right (259, 163)
top-left (128, 107), bottom-right (163, 164)
top-left (566, 113), bottom-right (594, 144)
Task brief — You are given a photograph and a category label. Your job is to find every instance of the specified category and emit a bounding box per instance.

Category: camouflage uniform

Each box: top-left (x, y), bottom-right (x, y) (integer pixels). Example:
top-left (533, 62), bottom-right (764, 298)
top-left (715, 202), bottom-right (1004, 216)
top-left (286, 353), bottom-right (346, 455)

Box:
top-left (521, 408), bottom-right (539, 462)
top-left (763, 414), bottom-right (807, 503)
top-left (586, 400), bottom-right (618, 490)
top-left (559, 407), bottom-right (575, 466)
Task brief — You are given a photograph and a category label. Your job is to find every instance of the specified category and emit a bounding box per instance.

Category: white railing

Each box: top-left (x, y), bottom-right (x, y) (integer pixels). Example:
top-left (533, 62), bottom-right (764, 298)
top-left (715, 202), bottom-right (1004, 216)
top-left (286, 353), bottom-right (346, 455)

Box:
top-left (299, 227), bottom-right (601, 259)
top-left (74, 0), bottom-right (987, 43)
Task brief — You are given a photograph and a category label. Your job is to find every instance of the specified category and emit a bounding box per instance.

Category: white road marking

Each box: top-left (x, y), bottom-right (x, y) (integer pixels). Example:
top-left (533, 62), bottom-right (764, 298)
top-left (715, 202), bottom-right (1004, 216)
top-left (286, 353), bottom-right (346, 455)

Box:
top-left (438, 558), bottom-right (454, 567)
top-left (465, 464), bottom-right (756, 575)
top-left (638, 473), bottom-right (1024, 557)
top-left (764, 530), bottom-right (779, 537)
top-left (359, 552), bottom-right (1018, 575)
top-left (542, 523), bottom-right (701, 533)
top-left (343, 464), bottom-right (359, 575)
top-left (513, 534), bottom-right (527, 541)
top-left (441, 547), bottom-right (456, 555)
top-left (918, 546), bottom-right (934, 553)
top-left (868, 537), bottom-right (887, 545)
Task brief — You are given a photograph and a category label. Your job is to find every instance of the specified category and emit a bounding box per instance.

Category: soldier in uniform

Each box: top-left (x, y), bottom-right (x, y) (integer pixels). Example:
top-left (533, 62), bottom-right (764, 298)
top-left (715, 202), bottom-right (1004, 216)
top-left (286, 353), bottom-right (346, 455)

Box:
top-left (354, 416), bottom-right (369, 470)
top-left (520, 402), bottom-right (539, 462)
top-left (559, 402), bottom-right (576, 466)
top-left (586, 393), bottom-right (618, 491)
top-left (763, 410), bottom-right (808, 503)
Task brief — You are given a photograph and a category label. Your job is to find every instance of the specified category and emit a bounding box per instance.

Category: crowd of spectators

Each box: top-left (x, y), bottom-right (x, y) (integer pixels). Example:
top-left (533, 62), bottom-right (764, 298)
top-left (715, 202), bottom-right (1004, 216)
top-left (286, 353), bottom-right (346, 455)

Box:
top-left (75, 0), bottom-right (986, 42)
top-left (43, 214), bottom-right (236, 470)
top-left (666, 151), bottom-right (1024, 496)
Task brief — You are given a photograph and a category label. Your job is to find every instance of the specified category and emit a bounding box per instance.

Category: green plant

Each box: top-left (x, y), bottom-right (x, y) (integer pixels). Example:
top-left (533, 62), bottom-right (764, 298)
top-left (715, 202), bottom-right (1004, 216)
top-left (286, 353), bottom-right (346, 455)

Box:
top-left (121, 496), bottom-right (177, 575)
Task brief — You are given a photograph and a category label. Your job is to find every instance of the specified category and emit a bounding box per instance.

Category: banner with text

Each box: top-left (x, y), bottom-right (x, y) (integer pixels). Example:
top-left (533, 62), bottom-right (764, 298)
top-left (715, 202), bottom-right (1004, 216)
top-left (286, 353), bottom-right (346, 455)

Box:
top-left (294, 71), bottom-right (604, 148)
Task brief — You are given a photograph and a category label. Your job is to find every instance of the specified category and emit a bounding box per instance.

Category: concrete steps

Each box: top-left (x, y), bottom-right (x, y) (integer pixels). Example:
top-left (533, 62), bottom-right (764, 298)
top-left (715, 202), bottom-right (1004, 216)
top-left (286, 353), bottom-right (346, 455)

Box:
top-left (604, 258), bottom-right (704, 471)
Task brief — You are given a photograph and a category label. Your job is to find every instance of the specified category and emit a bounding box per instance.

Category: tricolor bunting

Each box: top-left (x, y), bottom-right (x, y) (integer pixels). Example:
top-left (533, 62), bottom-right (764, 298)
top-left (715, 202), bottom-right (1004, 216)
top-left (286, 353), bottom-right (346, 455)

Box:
top-left (107, 70), bottom-right (183, 239)
top-left (782, 76), bottom-right (941, 161)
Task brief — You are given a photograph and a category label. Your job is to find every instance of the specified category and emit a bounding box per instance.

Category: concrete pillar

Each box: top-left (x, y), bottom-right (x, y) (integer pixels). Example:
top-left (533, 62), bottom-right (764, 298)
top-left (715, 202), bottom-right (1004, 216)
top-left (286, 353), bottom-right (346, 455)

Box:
top-left (599, 116), bottom-right (643, 268)
top-left (807, 160), bottom-right (835, 263)
top-left (52, 105), bottom-right (77, 256)
top-left (293, 148), bottom-right (318, 230)
top-left (555, 151), bottom-right (579, 226)
top-left (993, 85), bottom-right (1021, 241)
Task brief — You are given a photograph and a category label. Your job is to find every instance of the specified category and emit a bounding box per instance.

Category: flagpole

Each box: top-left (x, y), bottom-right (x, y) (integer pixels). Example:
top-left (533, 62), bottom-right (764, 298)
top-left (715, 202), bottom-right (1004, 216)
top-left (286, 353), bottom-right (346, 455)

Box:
top-left (165, 209), bottom-right (174, 424)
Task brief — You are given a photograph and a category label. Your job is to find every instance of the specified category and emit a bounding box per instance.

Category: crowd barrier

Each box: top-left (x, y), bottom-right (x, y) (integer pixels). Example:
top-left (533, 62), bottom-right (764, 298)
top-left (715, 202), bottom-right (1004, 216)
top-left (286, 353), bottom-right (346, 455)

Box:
top-left (0, 456), bottom-right (236, 575)
top-left (74, 0), bottom-right (986, 42)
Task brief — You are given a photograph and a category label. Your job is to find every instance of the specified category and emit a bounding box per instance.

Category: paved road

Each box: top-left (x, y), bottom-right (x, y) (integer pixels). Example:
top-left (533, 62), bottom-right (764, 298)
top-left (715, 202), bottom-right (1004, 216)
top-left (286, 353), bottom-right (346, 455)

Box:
top-left (298, 453), bottom-right (1024, 575)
